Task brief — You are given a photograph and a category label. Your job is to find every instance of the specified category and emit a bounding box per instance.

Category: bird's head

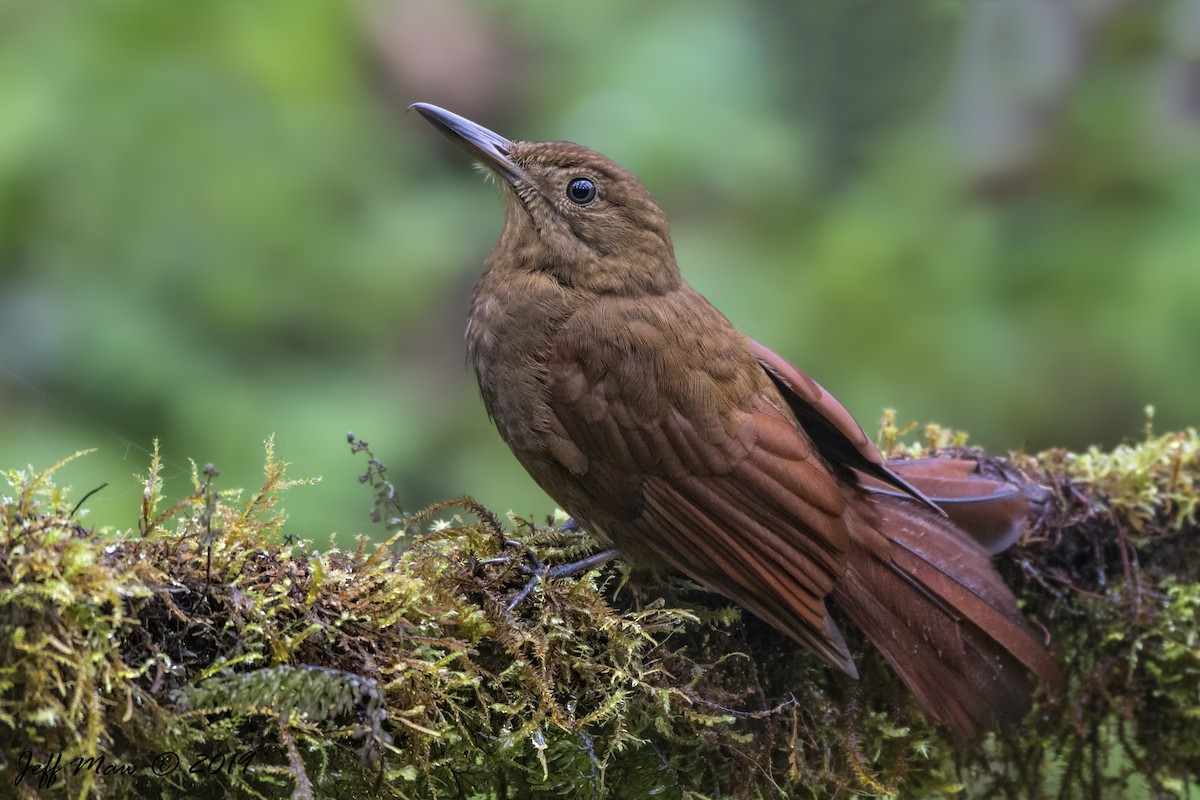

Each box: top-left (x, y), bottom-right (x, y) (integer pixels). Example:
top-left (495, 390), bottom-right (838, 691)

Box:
top-left (411, 103), bottom-right (680, 296)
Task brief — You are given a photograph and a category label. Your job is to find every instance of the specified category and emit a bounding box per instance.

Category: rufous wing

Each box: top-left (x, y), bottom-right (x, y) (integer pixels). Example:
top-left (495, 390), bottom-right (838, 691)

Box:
top-left (546, 343), bottom-right (861, 675)
top-left (750, 340), bottom-right (943, 514)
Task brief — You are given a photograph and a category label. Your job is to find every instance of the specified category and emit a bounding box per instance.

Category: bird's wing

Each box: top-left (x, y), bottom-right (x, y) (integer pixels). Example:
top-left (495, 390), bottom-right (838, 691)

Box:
top-left (868, 457), bottom-right (1035, 555)
top-left (547, 340), bottom-right (858, 675)
top-left (749, 340), bottom-right (942, 513)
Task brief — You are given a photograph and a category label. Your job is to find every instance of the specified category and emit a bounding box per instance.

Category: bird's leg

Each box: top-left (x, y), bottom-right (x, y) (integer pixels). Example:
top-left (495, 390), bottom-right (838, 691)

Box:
top-left (544, 548), bottom-right (619, 578)
top-left (472, 517), bottom-right (616, 610)
top-left (506, 549), bottom-right (620, 612)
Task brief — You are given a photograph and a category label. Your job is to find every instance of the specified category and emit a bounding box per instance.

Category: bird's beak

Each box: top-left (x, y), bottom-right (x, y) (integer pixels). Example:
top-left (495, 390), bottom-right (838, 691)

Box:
top-left (409, 103), bottom-right (523, 185)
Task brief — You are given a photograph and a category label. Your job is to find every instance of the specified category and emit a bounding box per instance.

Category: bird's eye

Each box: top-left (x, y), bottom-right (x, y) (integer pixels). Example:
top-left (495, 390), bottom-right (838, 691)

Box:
top-left (566, 177), bottom-right (597, 206)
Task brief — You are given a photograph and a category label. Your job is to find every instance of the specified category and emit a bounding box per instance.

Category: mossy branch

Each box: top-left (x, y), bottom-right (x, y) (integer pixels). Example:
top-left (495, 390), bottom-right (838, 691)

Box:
top-left (1, 419), bottom-right (1197, 799)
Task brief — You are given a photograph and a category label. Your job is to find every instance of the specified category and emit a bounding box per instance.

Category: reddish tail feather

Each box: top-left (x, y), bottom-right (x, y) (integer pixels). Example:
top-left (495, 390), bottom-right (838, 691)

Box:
top-left (834, 495), bottom-right (1061, 738)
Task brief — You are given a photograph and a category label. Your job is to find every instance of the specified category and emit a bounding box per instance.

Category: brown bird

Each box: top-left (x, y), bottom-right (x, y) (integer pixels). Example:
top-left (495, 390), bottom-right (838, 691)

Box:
top-left (411, 102), bottom-right (1059, 738)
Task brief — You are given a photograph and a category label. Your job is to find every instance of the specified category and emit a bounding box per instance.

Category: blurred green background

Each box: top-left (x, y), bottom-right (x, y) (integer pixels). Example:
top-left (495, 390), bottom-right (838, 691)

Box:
top-left (2, 0), bottom-right (1198, 542)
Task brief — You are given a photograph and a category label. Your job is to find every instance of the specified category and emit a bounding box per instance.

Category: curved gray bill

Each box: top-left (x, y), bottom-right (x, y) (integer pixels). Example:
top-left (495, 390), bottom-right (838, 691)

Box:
top-left (409, 102), bottom-right (522, 185)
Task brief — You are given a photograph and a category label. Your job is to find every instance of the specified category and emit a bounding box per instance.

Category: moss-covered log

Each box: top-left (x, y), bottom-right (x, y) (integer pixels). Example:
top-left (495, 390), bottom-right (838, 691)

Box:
top-left (1, 421), bottom-right (1197, 799)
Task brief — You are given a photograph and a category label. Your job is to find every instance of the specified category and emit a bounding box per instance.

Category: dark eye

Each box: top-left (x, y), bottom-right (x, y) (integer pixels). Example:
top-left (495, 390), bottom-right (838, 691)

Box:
top-left (566, 177), bottom-right (597, 206)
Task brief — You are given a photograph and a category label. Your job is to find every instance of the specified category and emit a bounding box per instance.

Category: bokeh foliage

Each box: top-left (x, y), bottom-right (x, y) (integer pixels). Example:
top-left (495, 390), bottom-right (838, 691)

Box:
top-left (2, 0), bottom-right (1199, 540)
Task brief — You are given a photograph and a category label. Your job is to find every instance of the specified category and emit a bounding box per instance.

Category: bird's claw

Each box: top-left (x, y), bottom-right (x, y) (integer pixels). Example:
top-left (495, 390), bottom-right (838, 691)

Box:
top-left (504, 549), bottom-right (620, 612)
top-left (472, 521), bottom-right (616, 612)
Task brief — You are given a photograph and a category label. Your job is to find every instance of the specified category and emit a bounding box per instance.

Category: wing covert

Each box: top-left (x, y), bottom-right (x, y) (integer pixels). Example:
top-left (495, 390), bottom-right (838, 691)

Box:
top-left (546, 338), bottom-right (858, 673)
top-left (750, 339), bottom-right (944, 514)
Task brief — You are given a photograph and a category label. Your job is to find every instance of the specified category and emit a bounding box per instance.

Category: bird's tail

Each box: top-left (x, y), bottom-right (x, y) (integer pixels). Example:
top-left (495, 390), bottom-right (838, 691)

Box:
top-left (833, 496), bottom-right (1061, 738)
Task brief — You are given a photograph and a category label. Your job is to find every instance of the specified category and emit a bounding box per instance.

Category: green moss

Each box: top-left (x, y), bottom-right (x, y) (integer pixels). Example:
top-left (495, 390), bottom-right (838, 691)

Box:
top-left (1, 423), bottom-right (1198, 798)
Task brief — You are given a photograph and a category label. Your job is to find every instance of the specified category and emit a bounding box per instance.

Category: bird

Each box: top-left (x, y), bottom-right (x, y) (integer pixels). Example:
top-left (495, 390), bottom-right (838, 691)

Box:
top-left (410, 102), bottom-right (1060, 738)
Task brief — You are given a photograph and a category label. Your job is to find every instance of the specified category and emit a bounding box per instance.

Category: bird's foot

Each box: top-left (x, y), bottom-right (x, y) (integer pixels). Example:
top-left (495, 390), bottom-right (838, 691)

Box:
top-left (506, 549), bottom-right (619, 612)
top-left (472, 521), bottom-right (615, 611)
